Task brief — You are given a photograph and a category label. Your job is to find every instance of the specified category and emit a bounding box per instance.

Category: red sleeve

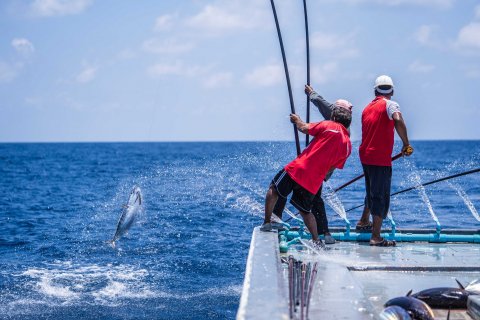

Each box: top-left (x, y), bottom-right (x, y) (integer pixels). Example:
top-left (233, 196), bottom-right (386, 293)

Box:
top-left (335, 157), bottom-right (347, 169)
top-left (307, 121), bottom-right (326, 137)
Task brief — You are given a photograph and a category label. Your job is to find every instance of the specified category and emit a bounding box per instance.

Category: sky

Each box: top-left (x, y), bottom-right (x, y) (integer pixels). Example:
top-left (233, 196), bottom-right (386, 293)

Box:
top-left (0, 0), bottom-right (479, 142)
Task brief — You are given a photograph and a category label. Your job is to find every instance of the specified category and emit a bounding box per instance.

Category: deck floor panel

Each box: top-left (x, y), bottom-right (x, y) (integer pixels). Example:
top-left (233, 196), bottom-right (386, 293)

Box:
top-left (286, 241), bottom-right (480, 319)
top-left (237, 228), bottom-right (479, 319)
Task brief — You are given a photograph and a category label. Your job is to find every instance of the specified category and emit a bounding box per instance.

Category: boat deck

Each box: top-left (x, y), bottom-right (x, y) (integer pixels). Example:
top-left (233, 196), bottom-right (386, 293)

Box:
top-left (237, 227), bottom-right (480, 320)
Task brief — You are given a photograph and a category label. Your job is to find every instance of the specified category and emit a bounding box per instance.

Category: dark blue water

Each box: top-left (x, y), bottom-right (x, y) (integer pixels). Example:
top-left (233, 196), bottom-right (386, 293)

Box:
top-left (1, 141), bottom-right (479, 319)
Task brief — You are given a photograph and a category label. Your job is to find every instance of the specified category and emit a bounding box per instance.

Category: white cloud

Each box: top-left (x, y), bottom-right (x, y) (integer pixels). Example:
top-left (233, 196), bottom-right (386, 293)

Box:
top-left (476, 5), bottom-right (480, 19)
top-left (413, 25), bottom-right (436, 46)
top-left (154, 14), bottom-right (175, 32)
top-left (334, 0), bottom-right (453, 9)
top-left (142, 38), bottom-right (194, 54)
top-left (408, 60), bottom-right (435, 73)
top-left (462, 65), bottom-right (480, 79)
top-left (244, 64), bottom-right (284, 87)
top-left (11, 38), bottom-right (35, 55)
top-left (30, 0), bottom-right (92, 17)
top-left (203, 72), bottom-right (233, 88)
top-left (455, 22), bottom-right (480, 51)
top-left (116, 49), bottom-right (135, 60)
top-left (375, 0), bottom-right (452, 8)
top-left (0, 61), bottom-right (19, 83)
top-left (76, 65), bottom-right (97, 83)
top-left (310, 62), bottom-right (338, 84)
top-left (185, 1), bottom-right (269, 35)
top-left (311, 32), bottom-right (346, 50)
top-left (147, 61), bottom-right (211, 78)
top-left (310, 32), bottom-right (359, 58)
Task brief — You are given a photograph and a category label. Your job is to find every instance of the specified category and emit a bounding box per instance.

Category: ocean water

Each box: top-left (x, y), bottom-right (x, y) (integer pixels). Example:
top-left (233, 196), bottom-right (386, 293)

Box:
top-left (1, 141), bottom-right (479, 319)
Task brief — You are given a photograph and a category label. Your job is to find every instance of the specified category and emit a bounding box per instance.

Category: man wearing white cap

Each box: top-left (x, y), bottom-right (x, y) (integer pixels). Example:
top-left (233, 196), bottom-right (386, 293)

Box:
top-left (272, 85), bottom-right (353, 244)
top-left (356, 75), bottom-right (413, 246)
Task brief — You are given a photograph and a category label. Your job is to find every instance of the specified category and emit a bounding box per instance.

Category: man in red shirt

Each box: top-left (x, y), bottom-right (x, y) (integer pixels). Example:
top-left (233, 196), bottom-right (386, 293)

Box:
top-left (357, 75), bottom-right (413, 246)
top-left (261, 107), bottom-right (352, 244)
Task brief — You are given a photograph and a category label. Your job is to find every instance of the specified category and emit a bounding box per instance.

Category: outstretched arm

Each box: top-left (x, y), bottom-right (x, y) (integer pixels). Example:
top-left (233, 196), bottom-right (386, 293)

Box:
top-left (305, 85), bottom-right (334, 120)
top-left (290, 114), bottom-right (309, 134)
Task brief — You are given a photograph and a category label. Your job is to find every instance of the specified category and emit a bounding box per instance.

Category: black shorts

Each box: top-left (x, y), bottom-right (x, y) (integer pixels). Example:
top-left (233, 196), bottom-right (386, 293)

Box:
top-left (271, 169), bottom-right (315, 213)
top-left (363, 164), bottom-right (392, 219)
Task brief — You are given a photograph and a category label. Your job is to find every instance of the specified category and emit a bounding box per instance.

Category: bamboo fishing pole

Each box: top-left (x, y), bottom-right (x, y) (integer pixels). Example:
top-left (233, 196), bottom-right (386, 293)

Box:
top-left (334, 152), bottom-right (403, 192)
top-left (270, 0), bottom-right (301, 156)
top-left (303, 0), bottom-right (311, 147)
top-left (345, 167), bottom-right (480, 213)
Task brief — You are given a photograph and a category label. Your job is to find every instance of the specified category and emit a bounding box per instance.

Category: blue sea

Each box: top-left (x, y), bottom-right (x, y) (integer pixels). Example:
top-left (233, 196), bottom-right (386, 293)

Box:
top-left (1, 141), bottom-right (479, 319)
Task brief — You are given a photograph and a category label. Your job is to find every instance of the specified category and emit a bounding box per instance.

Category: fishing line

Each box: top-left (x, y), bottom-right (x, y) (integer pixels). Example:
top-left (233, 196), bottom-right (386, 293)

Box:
top-left (269, 0), bottom-right (301, 155)
top-left (345, 167), bottom-right (480, 213)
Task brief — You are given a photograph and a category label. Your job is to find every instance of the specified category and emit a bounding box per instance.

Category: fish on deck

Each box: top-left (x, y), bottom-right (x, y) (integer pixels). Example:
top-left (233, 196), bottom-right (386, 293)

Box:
top-left (110, 186), bottom-right (143, 248)
top-left (411, 279), bottom-right (477, 309)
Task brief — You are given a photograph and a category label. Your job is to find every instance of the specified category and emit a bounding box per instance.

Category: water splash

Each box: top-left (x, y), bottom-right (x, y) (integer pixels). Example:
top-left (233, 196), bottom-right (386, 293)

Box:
top-left (447, 181), bottom-right (480, 222)
top-left (322, 181), bottom-right (347, 220)
top-left (404, 160), bottom-right (440, 226)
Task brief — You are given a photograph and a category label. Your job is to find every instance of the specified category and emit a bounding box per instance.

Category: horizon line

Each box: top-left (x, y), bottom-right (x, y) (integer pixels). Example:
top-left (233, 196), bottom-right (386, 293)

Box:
top-left (1, 138), bottom-right (479, 144)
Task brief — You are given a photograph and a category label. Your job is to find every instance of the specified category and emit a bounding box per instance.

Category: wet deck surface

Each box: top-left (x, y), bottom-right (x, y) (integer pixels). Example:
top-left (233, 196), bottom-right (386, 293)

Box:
top-left (286, 241), bottom-right (480, 319)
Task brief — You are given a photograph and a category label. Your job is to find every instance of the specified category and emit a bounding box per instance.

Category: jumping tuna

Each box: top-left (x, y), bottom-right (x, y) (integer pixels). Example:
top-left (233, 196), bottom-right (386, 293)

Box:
top-left (410, 279), bottom-right (473, 309)
top-left (384, 290), bottom-right (435, 320)
top-left (110, 186), bottom-right (143, 247)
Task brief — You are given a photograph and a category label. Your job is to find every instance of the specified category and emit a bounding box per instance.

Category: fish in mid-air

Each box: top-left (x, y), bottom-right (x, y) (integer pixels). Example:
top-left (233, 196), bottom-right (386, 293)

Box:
top-left (110, 186), bottom-right (143, 248)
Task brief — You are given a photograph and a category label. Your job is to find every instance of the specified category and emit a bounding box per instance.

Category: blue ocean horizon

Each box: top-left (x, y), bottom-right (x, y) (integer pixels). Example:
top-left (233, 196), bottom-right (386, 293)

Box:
top-left (1, 141), bottom-right (479, 319)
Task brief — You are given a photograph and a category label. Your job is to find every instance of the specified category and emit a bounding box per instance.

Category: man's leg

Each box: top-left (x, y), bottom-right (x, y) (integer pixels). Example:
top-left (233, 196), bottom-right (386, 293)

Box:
top-left (357, 168), bottom-right (372, 229)
top-left (299, 211), bottom-right (319, 241)
top-left (312, 186), bottom-right (329, 235)
top-left (357, 206), bottom-right (371, 227)
top-left (366, 165), bottom-right (394, 245)
top-left (263, 185), bottom-right (279, 225)
top-left (262, 169), bottom-right (293, 230)
top-left (371, 214), bottom-right (384, 242)
top-left (290, 184), bottom-right (319, 241)
top-left (272, 196), bottom-right (287, 221)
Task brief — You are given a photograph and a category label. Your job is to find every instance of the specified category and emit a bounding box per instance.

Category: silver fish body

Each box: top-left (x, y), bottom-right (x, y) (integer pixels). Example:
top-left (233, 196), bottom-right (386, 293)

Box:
top-left (111, 186), bottom-right (143, 246)
top-left (379, 306), bottom-right (412, 320)
top-left (384, 296), bottom-right (435, 320)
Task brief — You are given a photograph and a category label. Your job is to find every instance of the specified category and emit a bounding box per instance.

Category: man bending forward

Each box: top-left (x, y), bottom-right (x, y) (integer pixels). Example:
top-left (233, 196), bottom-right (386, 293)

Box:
top-left (261, 107), bottom-right (352, 244)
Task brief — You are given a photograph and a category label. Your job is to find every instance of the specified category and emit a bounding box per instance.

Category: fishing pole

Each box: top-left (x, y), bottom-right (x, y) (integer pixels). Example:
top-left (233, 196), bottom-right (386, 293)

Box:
top-left (303, 0), bottom-right (311, 147)
top-left (284, 152), bottom-right (403, 223)
top-left (345, 167), bottom-right (480, 213)
top-left (334, 152), bottom-right (403, 192)
top-left (269, 0), bottom-right (301, 156)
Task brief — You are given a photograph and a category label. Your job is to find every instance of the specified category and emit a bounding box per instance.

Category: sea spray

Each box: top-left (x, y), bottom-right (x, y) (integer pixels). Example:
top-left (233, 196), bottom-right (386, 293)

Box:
top-left (322, 181), bottom-right (347, 220)
top-left (404, 160), bottom-right (440, 225)
top-left (447, 181), bottom-right (480, 222)
top-left (444, 161), bottom-right (480, 222)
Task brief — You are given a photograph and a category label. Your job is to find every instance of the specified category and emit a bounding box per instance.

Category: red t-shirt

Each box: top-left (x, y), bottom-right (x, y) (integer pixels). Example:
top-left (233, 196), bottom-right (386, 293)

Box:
top-left (285, 120), bottom-right (351, 194)
top-left (359, 96), bottom-right (395, 166)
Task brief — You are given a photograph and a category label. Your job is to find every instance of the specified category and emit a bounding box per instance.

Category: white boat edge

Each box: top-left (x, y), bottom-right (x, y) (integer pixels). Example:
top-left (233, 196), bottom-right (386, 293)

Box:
top-left (236, 227), bottom-right (289, 320)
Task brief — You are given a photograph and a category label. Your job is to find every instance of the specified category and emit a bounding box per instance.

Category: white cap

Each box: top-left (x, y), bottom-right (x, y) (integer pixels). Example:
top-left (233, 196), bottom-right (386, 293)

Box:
top-left (334, 99), bottom-right (353, 112)
top-left (374, 75), bottom-right (394, 94)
